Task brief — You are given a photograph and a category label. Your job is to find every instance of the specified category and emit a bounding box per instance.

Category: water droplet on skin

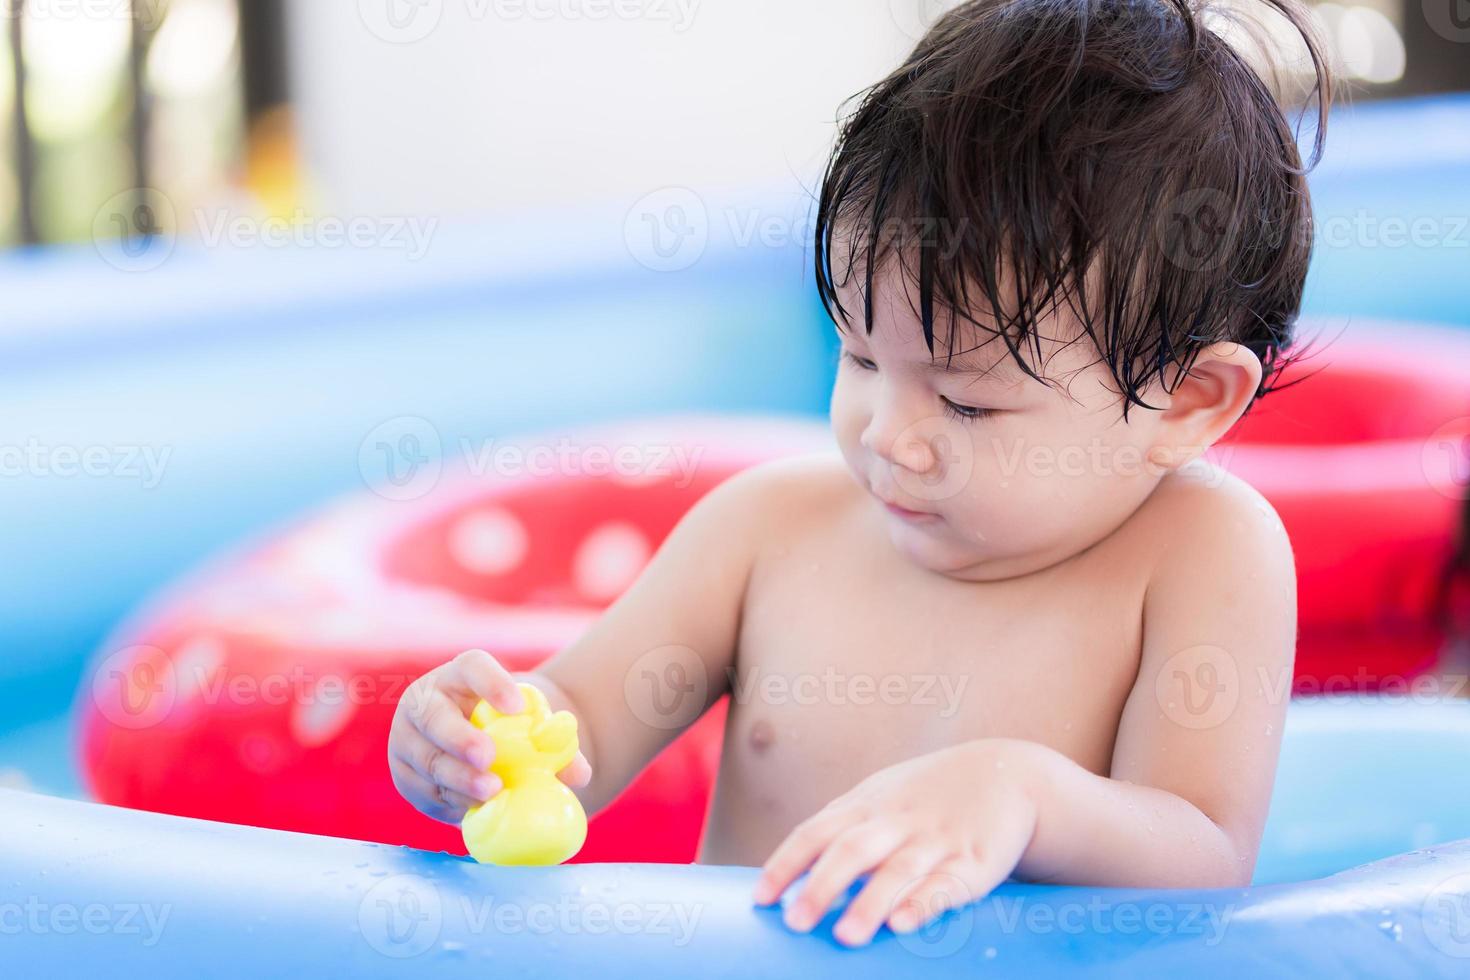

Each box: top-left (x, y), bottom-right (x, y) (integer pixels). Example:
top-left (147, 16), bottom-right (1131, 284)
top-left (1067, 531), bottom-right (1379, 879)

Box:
top-left (1063, 722), bottom-right (1073, 732)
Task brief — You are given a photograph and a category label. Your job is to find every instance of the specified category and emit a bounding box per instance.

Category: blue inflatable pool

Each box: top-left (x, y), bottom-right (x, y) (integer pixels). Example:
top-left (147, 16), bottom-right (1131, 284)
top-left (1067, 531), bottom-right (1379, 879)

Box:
top-left (2, 92), bottom-right (1469, 979)
top-left (4, 699), bottom-right (1470, 977)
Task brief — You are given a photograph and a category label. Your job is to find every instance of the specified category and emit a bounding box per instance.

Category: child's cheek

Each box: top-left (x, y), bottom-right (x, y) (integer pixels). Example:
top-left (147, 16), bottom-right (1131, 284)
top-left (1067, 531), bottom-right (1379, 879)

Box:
top-left (827, 375), bottom-right (864, 448)
top-left (954, 437), bottom-right (1065, 544)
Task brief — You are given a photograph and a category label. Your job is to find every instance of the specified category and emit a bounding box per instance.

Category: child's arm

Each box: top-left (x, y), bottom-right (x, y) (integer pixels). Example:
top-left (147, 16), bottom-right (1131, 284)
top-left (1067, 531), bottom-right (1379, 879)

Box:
top-left (1017, 479), bottom-right (1297, 888)
top-left (389, 460), bottom-right (780, 823)
top-left (521, 460), bottom-right (780, 813)
top-left (755, 474), bottom-right (1296, 946)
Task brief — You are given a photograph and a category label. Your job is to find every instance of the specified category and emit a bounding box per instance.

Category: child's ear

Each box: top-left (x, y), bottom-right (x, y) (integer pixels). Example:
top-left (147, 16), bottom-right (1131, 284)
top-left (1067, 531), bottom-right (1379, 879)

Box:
top-left (1146, 342), bottom-right (1263, 470)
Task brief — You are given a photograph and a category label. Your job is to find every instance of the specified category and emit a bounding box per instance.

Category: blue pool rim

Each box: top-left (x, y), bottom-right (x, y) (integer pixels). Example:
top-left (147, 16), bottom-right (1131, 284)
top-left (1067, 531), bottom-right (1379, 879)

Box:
top-left (5, 699), bottom-right (1470, 977)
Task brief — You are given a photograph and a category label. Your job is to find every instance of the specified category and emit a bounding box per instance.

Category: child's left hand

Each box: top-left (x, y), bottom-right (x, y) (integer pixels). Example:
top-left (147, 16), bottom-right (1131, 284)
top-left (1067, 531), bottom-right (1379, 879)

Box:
top-left (752, 739), bottom-right (1041, 948)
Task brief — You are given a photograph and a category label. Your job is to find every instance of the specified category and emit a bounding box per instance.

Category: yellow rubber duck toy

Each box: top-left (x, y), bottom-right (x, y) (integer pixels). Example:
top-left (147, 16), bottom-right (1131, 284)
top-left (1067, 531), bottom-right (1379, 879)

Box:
top-left (461, 682), bottom-right (588, 866)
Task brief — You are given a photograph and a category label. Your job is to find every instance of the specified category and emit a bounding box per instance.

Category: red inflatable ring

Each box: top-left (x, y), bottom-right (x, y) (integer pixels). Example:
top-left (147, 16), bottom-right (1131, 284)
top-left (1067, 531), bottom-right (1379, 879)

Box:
top-left (1212, 320), bottom-right (1470, 689)
top-left (80, 417), bottom-right (833, 861)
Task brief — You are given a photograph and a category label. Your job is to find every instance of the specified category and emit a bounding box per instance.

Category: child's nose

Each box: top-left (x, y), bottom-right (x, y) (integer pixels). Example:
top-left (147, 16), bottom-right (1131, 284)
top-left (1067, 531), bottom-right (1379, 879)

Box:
top-left (861, 405), bottom-right (939, 476)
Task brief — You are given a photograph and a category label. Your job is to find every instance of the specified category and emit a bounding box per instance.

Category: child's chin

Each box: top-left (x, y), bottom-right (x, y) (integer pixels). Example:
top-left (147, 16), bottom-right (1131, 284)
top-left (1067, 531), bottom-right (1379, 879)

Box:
top-left (885, 519), bottom-right (982, 570)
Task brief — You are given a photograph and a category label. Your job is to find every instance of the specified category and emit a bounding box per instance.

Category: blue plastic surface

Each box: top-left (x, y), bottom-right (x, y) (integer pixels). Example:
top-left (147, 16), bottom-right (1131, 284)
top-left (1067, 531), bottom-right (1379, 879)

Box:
top-left (5, 700), bottom-right (1470, 977)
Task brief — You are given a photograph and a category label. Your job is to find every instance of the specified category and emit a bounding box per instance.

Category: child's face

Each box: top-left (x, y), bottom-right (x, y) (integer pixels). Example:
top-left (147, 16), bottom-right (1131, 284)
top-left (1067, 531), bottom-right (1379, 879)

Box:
top-left (829, 267), bottom-right (1173, 581)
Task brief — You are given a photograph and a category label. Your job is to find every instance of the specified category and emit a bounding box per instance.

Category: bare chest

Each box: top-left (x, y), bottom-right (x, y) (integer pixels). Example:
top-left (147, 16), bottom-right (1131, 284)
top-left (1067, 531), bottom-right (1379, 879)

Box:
top-left (701, 527), bottom-right (1145, 862)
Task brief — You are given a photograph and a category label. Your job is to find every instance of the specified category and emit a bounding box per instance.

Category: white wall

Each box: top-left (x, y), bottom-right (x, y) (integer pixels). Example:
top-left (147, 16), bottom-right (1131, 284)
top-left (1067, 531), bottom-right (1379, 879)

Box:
top-left (285, 1), bottom-right (940, 219)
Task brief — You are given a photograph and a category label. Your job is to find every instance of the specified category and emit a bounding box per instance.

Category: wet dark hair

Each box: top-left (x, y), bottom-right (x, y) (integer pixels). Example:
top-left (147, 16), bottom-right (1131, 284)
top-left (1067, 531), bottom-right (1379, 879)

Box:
top-left (813, 0), bottom-right (1335, 414)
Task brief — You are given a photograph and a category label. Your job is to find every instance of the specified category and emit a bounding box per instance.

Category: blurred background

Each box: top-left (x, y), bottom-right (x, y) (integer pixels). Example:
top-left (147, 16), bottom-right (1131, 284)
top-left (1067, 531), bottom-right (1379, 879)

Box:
top-left (0, 0), bottom-right (1465, 246)
top-left (0, 0), bottom-right (1467, 847)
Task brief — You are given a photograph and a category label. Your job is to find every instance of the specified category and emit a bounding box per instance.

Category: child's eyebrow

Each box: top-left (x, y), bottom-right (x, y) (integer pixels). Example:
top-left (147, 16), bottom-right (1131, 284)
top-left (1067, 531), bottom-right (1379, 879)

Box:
top-left (840, 327), bottom-right (1031, 387)
top-left (922, 356), bottom-right (1025, 386)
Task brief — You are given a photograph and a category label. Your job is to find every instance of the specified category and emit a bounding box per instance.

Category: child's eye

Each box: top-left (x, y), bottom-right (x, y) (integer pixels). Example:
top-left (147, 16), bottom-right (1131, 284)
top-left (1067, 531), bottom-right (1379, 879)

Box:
top-left (940, 397), bottom-right (994, 422)
top-left (841, 351), bottom-right (878, 371)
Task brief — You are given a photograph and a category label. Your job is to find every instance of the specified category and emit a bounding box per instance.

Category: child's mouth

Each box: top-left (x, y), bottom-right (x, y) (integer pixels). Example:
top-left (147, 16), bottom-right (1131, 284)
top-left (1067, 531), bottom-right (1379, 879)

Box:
top-left (881, 500), bottom-right (940, 523)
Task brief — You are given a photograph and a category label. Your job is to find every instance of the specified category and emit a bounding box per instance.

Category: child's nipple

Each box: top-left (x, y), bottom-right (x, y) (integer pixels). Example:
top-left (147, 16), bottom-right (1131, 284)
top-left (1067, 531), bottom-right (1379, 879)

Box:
top-left (748, 718), bottom-right (776, 755)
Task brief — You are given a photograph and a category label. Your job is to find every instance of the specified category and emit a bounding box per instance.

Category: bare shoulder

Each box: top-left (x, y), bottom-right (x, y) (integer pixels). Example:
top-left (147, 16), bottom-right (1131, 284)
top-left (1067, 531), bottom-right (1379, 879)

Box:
top-left (698, 450), bottom-right (861, 537)
top-left (1135, 459), bottom-right (1296, 593)
top-left (641, 450), bottom-right (861, 596)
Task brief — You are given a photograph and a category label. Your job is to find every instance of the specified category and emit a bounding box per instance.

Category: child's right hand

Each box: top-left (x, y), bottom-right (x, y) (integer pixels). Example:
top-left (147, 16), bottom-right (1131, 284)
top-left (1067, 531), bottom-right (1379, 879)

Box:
top-left (388, 649), bottom-right (591, 824)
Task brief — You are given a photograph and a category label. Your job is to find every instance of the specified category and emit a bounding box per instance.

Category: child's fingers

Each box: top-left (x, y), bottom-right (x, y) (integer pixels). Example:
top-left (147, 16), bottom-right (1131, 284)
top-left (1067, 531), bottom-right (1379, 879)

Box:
top-left (557, 751), bottom-right (592, 789)
top-left (783, 822), bottom-right (907, 933)
top-left (413, 686), bottom-right (496, 770)
top-left (393, 723), bottom-right (502, 803)
top-left (832, 844), bottom-right (946, 947)
top-left (389, 756), bottom-right (479, 824)
top-left (753, 808), bottom-right (856, 907)
top-left (449, 649), bottom-right (526, 715)
top-left (887, 857), bottom-right (995, 934)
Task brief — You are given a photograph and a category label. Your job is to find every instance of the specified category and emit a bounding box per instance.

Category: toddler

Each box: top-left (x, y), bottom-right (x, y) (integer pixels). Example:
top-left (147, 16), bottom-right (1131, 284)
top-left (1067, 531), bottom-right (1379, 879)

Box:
top-left (390, 0), bottom-right (1332, 947)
